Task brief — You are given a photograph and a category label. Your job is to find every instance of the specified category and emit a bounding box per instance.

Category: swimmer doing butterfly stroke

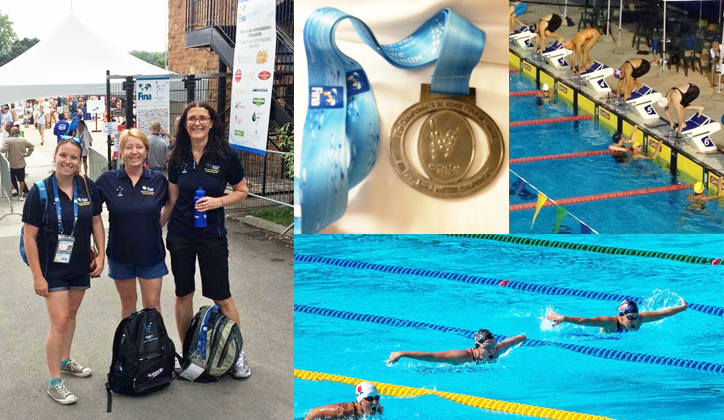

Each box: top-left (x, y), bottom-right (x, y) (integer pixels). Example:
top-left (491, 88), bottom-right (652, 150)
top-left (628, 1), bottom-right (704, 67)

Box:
top-left (387, 329), bottom-right (526, 365)
top-left (547, 298), bottom-right (688, 333)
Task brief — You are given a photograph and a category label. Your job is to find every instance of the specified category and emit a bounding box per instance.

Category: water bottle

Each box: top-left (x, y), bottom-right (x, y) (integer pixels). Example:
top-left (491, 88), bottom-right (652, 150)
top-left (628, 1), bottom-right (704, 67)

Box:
top-left (194, 188), bottom-right (207, 228)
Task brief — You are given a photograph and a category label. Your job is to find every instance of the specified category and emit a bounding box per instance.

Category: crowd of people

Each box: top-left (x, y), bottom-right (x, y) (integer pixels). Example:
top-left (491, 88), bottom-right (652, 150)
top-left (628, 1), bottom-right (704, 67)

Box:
top-left (0, 100), bottom-right (252, 405)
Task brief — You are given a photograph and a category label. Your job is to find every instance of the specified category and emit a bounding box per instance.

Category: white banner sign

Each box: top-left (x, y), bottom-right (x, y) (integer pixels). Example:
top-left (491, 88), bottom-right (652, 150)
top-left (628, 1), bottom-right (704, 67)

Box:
top-left (86, 99), bottom-right (105, 116)
top-left (135, 76), bottom-right (170, 137)
top-left (229, 0), bottom-right (276, 155)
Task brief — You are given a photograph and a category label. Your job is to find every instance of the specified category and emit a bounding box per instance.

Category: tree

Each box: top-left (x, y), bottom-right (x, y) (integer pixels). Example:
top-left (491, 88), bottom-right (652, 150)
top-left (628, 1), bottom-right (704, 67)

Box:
top-left (129, 50), bottom-right (166, 69)
top-left (0, 10), bottom-right (18, 58)
top-left (1, 37), bottom-right (39, 66)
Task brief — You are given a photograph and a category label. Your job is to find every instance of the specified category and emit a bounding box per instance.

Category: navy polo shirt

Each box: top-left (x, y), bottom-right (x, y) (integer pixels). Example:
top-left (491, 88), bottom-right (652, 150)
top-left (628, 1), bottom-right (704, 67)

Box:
top-left (22, 175), bottom-right (102, 281)
top-left (96, 167), bottom-right (169, 266)
top-left (168, 150), bottom-right (244, 238)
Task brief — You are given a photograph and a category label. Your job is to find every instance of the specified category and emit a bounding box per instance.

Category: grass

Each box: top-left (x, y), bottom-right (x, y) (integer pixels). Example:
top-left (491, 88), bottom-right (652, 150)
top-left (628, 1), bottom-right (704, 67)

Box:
top-left (246, 207), bottom-right (293, 226)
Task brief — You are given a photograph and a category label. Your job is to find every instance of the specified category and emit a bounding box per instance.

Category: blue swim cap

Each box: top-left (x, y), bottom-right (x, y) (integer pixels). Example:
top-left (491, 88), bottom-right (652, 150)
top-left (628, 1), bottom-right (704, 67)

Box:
top-left (618, 299), bottom-right (639, 315)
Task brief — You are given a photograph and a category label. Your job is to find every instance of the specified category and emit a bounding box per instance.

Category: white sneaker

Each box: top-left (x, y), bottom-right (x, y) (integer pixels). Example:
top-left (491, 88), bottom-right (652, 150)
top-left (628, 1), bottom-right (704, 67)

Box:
top-left (47, 379), bottom-right (78, 405)
top-left (61, 359), bottom-right (92, 377)
top-left (230, 350), bottom-right (251, 378)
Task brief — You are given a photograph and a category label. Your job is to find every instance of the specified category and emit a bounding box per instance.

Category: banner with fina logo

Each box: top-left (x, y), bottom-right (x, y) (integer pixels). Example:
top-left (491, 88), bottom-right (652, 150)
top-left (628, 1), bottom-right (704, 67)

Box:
top-left (135, 76), bottom-right (170, 137)
top-left (229, 0), bottom-right (277, 155)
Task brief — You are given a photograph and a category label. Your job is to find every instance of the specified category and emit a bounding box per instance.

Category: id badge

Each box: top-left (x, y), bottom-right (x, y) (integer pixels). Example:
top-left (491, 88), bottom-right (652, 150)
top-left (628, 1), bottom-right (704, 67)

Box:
top-left (54, 234), bottom-right (75, 264)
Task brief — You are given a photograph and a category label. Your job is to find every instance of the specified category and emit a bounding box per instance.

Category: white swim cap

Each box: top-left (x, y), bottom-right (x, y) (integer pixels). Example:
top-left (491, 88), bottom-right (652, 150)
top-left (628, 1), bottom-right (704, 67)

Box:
top-left (355, 382), bottom-right (379, 402)
top-left (541, 83), bottom-right (550, 92)
top-left (657, 97), bottom-right (669, 108)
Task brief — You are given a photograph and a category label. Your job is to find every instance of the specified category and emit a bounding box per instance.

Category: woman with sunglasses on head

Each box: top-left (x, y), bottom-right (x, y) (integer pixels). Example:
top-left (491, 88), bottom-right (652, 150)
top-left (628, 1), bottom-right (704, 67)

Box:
top-left (165, 102), bottom-right (250, 378)
top-left (22, 137), bottom-right (105, 405)
top-left (304, 382), bottom-right (384, 420)
top-left (95, 129), bottom-right (172, 319)
top-left (386, 329), bottom-right (527, 365)
top-left (547, 298), bottom-right (688, 333)
top-left (73, 120), bottom-right (92, 175)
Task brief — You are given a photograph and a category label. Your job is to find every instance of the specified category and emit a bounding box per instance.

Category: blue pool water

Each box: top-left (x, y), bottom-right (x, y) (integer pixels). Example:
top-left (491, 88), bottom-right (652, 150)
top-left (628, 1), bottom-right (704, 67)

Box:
top-left (509, 74), bottom-right (724, 234)
top-left (294, 235), bottom-right (724, 420)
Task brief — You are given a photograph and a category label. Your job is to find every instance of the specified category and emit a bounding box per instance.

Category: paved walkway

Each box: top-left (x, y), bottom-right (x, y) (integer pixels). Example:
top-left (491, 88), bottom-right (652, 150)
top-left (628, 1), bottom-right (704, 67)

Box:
top-left (0, 120), bottom-right (293, 419)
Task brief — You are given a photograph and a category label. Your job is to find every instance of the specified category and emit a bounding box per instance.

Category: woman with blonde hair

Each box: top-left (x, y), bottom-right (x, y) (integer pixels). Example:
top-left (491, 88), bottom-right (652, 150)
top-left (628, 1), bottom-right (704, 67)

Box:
top-left (22, 136), bottom-right (105, 405)
top-left (95, 128), bottom-right (173, 319)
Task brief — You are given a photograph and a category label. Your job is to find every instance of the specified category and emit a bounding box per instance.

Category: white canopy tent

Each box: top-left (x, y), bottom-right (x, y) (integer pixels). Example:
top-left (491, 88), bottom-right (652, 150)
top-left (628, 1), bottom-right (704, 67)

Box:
top-left (0, 13), bottom-right (173, 105)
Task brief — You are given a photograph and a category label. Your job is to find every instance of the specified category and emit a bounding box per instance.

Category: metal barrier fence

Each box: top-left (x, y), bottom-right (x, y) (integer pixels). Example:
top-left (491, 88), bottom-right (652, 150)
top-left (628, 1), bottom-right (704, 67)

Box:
top-left (0, 153), bottom-right (21, 221)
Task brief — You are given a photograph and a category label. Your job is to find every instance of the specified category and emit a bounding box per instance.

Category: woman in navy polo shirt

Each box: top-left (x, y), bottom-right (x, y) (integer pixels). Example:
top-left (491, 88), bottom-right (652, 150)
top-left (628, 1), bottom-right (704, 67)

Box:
top-left (165, 102), bottom-right (250, 378)
top-left (96, 128), bottom-right (172, 319)
top-left (22, 137), bottom-right (105, 405)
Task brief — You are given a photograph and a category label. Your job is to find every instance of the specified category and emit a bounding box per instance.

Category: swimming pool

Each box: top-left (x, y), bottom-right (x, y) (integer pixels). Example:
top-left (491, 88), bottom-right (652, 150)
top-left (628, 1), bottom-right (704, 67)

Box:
top-left (294, 234), bottom-right (724, 420)
top-left (509, 73), bottom-right (724, 234)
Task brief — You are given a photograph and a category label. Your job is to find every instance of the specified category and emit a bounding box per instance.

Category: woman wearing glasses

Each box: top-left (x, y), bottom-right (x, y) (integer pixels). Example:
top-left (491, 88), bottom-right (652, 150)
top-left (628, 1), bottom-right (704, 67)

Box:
top-left (386, 329), bottom-right (527, 365)
top-left (165, 102), bottom-right (251, 378)
top-left (95, 129), bottom-right (172, 319)
top-left (22, 137), bottom-right (105, 405)
top-left (304, 382), bottom-right (384, 420)
top-left (546, 298), bottom-right (688, 333)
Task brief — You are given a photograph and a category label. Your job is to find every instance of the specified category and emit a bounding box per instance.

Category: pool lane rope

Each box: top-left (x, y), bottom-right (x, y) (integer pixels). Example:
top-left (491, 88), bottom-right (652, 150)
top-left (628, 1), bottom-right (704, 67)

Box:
top-left (444, 234), bottom-right (723, 265)
top-left (295, 304), bottom-right (724, 374)
top-left (510, 114), bottom-right (593, 127)
top-left (509, 183), bottom-right (691, 211)
top-left (294, 254), bottom-right (724, 316)
top-left (510, 149), bottom-right (615, 164)
top-left (295, 369), bottom-right (618, 420)
top-left (509, 90), bottom-right (542, 97)
top-left (509, 67), bottom-right (519, 73)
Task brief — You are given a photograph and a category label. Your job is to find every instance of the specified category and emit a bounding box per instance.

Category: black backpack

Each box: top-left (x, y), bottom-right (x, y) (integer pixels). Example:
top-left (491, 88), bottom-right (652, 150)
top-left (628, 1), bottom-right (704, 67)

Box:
top-left (105, 308), bottom-right (176, 412)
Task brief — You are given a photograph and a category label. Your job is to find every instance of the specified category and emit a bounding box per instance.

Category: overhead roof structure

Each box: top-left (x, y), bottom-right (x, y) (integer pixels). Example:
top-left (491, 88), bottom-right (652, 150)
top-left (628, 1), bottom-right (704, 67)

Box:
top-left (0, 13), bottom-right (173, 104)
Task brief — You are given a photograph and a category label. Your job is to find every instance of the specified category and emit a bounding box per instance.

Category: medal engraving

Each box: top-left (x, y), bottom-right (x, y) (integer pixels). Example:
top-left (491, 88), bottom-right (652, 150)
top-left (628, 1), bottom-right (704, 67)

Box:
top-left (389, 85), bottom-right (505, 198)
top-left (418, 110), bottom-right (474, 184)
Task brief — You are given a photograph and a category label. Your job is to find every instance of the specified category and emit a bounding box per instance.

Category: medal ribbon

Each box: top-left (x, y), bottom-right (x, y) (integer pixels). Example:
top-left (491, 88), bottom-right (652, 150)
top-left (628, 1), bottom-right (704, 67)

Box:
top-left (52, 175), bottom-right (79, 236)
top-left (295, 8), bottom-right (485, 234)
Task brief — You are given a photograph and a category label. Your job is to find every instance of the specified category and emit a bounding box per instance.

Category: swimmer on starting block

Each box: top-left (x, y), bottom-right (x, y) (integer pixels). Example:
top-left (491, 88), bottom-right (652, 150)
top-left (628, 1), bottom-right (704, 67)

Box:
top-left (536, 83), bottom-right (555, 105)
top-left (658, 83), bottom-right (705, 135)
top-left (533, 13), bottom-right (565, 53)
top-left (509, 2), bottom-right (528, 34)
top-left (304, 382), bottom-right (383, 420)
top-left (564, 27), bottom-right (601, 73)
top-left (387, 329), bottom-right (526, 365)
top-left (688, 181), bottom-right (724, 206)
top-left (608, 127), bottom-right (661, 161)
top-left (614, 58), bottom-right (651, 101)
top-left (546, 298), bottom-right (688, 333)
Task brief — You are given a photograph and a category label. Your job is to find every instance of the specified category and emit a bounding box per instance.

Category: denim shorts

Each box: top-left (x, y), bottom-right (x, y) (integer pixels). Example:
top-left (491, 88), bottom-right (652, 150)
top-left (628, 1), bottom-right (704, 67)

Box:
top-left (108, 257), bottom-right (169, 280)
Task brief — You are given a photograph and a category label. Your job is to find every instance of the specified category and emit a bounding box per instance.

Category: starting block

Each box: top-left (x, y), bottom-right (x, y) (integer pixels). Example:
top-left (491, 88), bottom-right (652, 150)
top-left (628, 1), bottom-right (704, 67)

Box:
top-left (625, 86), bottom-right (662, 120)
top-left (580, 61), bottom-right (614, 93)
top-left (541, 41), bottom-right (571, 70)
top-left (509, 26), bottom-right (535, 50)
top-left (680, 113), bottom-right (721, 153)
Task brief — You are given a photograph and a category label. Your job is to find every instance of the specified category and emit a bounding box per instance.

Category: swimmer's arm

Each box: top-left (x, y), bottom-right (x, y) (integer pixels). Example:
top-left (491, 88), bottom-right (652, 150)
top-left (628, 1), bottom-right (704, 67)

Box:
top-left (497, 334), bottom-right (526, 353)
top-left (640, 299), bottom-right (688, 324)
top-left (387, 350), bottom-right (471, 365)
top-left (548, 312), bottom-right (612, 327)
top-left (304, 403), bottom-right (350, 420)
top-left (608, 144), bottom-right (628, 152)
top-left (664, 107), bottom-right (674, 128)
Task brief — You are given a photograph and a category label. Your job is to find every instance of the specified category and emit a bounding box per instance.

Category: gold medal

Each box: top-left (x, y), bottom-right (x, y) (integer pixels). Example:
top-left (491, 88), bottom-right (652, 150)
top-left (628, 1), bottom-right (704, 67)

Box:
top-left (389, 85), bottom-right (504, 198)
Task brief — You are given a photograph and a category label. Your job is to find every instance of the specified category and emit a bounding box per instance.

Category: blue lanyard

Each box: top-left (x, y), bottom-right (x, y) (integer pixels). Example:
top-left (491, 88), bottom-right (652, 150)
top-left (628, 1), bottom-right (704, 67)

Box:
top-left (296, 8), bottom-right (485, 234)
top-left (52, 175), bottom-right (78, 236)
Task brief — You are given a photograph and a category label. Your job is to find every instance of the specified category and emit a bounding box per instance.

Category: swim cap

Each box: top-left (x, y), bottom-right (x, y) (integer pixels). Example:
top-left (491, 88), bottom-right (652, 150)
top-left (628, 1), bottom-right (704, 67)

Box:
top-left (618, 299), bottom-right (639, 316)
top-left (564, 40), bottom-right (573, 50)
top-left (474, 329), bottom-right (494, 347)
top-left (632, 139), bottom-right (642, 149)
top-left (356, 382), bottom-right (379, 402)
top-left (529, 23), bottom-right (537, 33)
top-left (657, 97), bottom-right (669, 108)
top-left (613, 69), bottom-right (623, 79)
top-left (612, 132), bottom-right (622, 143)
top-left (694, 182), bottom-right (705, 194)
top-left (541, 83), bottom-right (550, 92)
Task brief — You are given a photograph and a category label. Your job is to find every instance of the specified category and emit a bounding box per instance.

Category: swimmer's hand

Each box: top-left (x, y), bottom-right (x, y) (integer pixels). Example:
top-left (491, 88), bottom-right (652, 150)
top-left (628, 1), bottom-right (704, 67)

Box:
top-left (378, 404), bottom-right (384, 415)
top-left (387, 352), bottom-right (402, 364)
top-left (680, 298), bottom-right (688, 309)
top-left (546, 312), bottom-right (565, 325)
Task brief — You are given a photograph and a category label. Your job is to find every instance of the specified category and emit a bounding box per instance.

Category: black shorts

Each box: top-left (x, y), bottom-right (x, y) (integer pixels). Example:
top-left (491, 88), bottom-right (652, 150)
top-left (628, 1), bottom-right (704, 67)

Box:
top-left (10, 167), bottom-right (25, 183)
top-left (166, 231), bottom-right (230, 300)
top-left (631, 59), bottom-right (650, 79)
top-left (48, 273), bottom-right (91, 292)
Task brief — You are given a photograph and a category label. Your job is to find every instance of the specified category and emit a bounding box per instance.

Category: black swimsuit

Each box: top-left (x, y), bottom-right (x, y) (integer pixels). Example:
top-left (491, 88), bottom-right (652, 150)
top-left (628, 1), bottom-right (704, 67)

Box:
top-left (671, 84), bottom-right (700, 107)
top-left (627, 59), bottom-right (650, 79)
top-left (542, 14), bottom-right (562, 33)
